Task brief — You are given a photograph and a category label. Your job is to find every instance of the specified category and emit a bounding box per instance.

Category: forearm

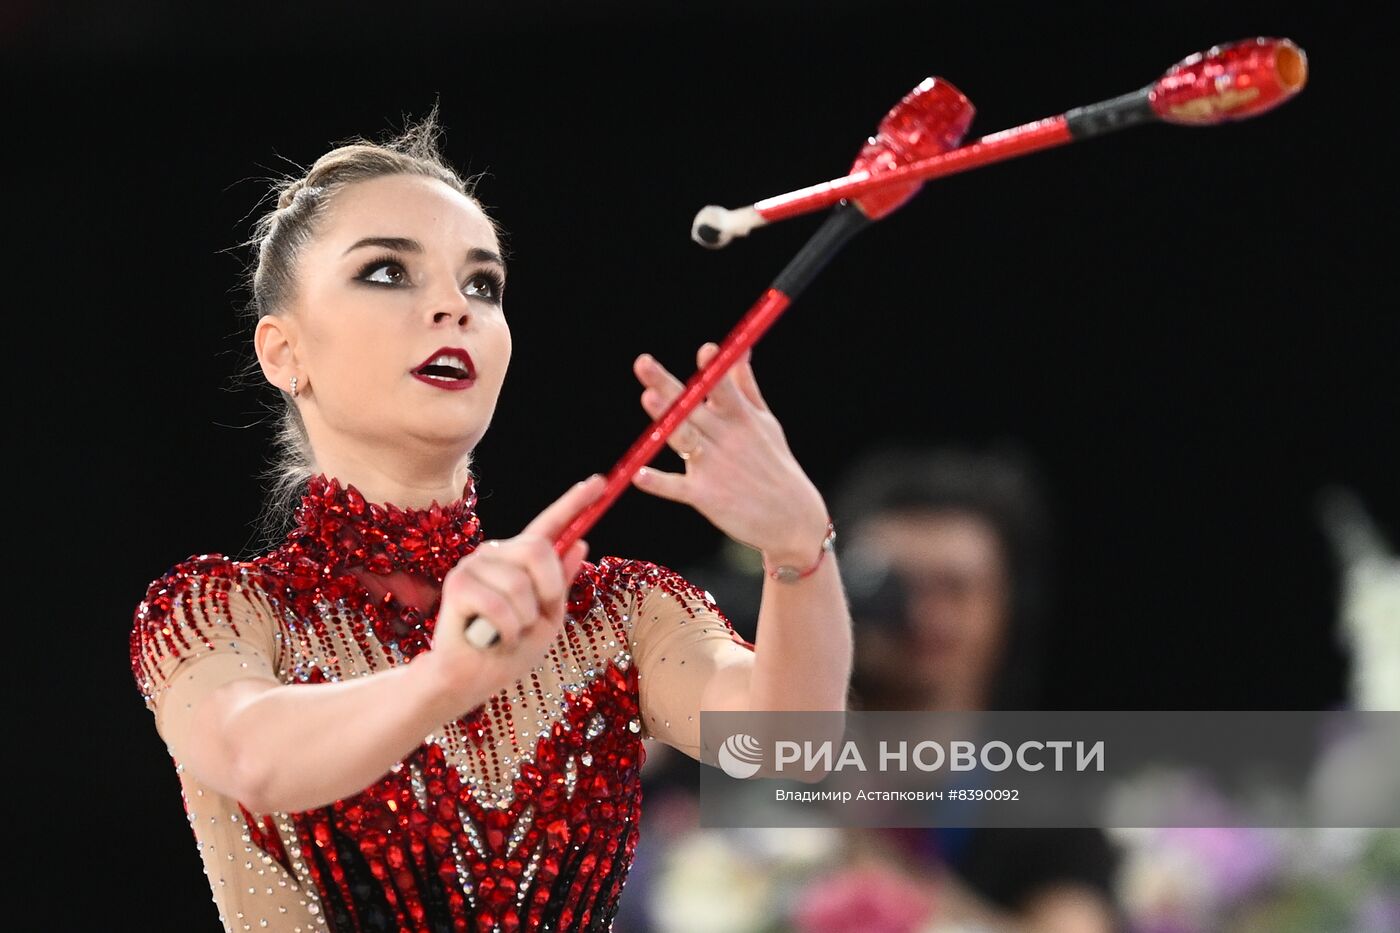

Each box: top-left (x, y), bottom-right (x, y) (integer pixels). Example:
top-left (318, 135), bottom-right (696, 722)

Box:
top-left (202, 654), bottom-right (482, 814)
top-left (745, 553), bottom-right (853, 712)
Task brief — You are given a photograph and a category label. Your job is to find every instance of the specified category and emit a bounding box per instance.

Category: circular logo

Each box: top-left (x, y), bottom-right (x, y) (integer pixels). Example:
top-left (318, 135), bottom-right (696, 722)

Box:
top-left (718, 733), bottom-right (764, 779)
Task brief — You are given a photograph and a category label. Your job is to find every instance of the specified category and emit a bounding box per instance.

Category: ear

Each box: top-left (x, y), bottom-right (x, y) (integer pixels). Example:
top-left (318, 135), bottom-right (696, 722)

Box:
top-left (253, 314), bottom-right (300, 394)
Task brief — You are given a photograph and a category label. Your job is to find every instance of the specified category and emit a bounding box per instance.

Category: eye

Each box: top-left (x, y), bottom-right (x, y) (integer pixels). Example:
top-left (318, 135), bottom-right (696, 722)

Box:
top-left (465, 270), bottom-right (505, 303)
top-left (356, 256), bottom-right (407, 287)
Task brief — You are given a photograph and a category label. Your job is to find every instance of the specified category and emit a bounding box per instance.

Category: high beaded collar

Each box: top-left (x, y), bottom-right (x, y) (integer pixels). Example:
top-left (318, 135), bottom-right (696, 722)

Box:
top-left (283, 473), bottom-right (485, 580)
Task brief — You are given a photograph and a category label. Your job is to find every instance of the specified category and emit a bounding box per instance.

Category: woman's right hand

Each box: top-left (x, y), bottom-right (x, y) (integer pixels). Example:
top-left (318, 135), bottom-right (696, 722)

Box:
top-left (426, 474), bottom-right (607, 700)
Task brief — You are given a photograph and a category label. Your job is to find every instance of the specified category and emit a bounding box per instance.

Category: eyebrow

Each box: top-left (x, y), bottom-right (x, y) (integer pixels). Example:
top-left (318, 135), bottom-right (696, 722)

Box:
top-left (342, 236), bottom-right (506, 273)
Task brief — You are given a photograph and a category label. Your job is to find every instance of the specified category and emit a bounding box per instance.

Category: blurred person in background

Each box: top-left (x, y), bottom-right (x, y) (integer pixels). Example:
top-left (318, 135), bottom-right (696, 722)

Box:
top-left (833, 444), bottom-right (1051, 713)
top-left (828, 444), bottom-right (1121, 933)
top-left (617, 443), bottom-right (1121, 933)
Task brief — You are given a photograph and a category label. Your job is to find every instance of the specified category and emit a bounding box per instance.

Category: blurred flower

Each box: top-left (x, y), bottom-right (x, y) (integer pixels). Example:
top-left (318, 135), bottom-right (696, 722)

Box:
top-left (731, 827), bottom-right (844, 867)
top-left (1317, 487), bottom-right (1400, 711)
top-left (1357, 890), bottom-right (1400, 933)
top-left (1157, 827), bottom-right (1284, 902)
top-left (1110, 773), bottom-right (1285, 929)
top-left (1282, 827), bottom-right (1375, 879)
top-left (1114, 828), bottom-right (1216, 933)
top-left (649, 831), bottom-right (773, 933)
top-left (792, 862), bottom-right (936, 933)
top-left (1113, 796), bottom-right (1400, 932)
top-left (1308, 723), bottom-right (1400, 830)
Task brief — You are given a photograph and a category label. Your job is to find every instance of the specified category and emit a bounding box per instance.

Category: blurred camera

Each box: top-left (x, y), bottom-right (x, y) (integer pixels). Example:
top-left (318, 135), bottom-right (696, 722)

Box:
top-left (839, 543), bottom-right (913, 634)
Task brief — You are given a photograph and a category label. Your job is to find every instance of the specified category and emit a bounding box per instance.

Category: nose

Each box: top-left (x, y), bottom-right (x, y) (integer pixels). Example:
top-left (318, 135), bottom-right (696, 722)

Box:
top-left (430, 306), bottom-right (470, 328)
top-left (432, 309), bottom-right (470, 327)
top-left (426, 284), bottom-right (472, 329)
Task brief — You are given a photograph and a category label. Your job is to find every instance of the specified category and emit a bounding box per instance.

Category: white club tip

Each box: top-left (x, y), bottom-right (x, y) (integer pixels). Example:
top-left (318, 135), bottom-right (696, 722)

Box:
top-left (690, 205), bottom-right (766, 249)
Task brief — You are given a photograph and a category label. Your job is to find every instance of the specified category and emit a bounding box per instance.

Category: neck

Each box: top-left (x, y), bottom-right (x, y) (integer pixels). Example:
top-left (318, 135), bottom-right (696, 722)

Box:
top-left (310, 441), bottom-right (472, 510)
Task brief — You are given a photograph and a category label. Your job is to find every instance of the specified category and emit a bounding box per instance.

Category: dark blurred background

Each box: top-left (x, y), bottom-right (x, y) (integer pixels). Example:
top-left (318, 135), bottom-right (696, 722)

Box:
top-left (9, 0), bottom-right (1394, 926)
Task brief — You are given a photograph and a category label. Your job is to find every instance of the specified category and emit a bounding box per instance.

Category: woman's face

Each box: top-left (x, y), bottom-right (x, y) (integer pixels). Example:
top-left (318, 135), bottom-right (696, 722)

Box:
top-left (264, 173), bottom-right (511, 463)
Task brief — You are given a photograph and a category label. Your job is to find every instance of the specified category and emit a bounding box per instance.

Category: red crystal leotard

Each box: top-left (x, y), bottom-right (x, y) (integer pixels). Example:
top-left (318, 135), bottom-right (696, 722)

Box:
top-left (130, 473), bottom-right (755, 933)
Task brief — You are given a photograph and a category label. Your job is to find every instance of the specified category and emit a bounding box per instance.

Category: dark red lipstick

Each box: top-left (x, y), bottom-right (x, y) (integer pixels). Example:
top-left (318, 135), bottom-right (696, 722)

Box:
top-left (411, 347), bottom-right (477, 391)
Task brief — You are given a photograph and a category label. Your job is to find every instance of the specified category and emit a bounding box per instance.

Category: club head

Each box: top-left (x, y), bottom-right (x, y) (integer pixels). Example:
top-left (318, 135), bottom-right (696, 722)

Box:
top-left (1151, 37), bottom-right (1308, 126)
top-left (848, 76), bottom-right (976, 221)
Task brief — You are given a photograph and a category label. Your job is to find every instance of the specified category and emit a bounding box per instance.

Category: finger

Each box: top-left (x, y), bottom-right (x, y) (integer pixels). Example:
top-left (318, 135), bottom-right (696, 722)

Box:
top-left (495, 534), bottom-right (569, 614)
top-left (453, 577), bottom-right (525, 648)
top-left (462, 559), bottom-right (539, 631)
top-left (559, 539), bottom-right (589, 603)
top-left (518, 594), bottom-right (572, 655)
top-left (732, 348), bottom-right (771, 413)
top-left (522, 474), bottom-right (607, 542)
top-left (517, 539), bottom-right (588, 653)
top-left (631, 465), bottom-right (691, 504)
top-left (639, 386), bottom-right (708, 459)
top-left (695, 342), bottom-right (746, 417)
top-left (634, 351), bottom-right (722, 462)
top-left (634, 353), bottom-right (724, 436)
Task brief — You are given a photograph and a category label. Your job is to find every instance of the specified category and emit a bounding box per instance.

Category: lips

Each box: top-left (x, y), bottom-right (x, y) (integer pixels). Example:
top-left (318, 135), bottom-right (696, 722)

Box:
top-left (412, 347), bottom-right (477, 390)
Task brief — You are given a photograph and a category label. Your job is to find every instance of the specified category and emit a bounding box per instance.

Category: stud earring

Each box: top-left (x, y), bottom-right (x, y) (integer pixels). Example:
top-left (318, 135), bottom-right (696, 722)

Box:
top-left (290, 376), bottom-right (299, 398)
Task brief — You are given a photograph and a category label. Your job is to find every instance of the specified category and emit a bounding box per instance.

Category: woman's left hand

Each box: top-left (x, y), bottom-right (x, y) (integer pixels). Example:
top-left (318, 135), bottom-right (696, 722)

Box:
top-left (631, 341), bottom-right (831, 569)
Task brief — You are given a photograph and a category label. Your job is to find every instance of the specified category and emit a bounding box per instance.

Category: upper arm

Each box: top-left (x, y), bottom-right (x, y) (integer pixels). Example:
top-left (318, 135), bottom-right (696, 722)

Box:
top-left (627, 562), bottom-right (756, 761)
top-left (130, 560), bottom-right (282, 787)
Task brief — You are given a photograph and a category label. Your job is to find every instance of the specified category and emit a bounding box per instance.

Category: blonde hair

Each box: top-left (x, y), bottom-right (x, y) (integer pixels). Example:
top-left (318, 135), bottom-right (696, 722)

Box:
top-left (238, 101), bottom-right (501, 539)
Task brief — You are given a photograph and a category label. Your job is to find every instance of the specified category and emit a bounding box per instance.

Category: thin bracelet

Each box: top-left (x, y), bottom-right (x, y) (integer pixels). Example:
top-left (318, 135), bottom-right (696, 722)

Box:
top-left (764, 519), bottom-right (837, 583)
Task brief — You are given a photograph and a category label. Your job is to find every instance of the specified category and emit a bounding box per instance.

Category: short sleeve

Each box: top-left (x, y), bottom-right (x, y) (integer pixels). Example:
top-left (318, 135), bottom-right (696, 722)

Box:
top-left (129, 556), bottom-right (282, 749)
top-left (626, 560), bottom-right (756, 760)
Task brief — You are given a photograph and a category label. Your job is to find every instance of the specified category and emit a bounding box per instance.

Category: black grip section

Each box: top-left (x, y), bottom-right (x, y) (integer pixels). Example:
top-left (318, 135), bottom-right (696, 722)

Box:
top-left (771, 201), bottom-right (873, 300)
top-left (1065, 86), bottom-right (1155, 139)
